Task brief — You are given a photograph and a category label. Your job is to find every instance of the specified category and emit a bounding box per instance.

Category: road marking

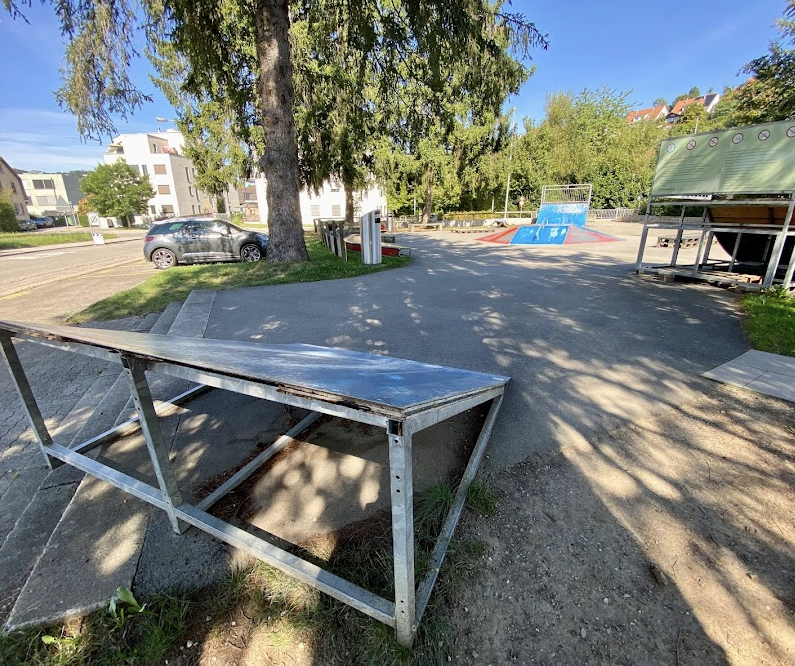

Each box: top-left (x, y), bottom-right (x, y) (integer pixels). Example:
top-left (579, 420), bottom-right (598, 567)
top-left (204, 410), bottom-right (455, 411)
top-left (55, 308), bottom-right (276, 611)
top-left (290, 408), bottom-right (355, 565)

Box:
top-left (6, 251), bottom-right (72, 260)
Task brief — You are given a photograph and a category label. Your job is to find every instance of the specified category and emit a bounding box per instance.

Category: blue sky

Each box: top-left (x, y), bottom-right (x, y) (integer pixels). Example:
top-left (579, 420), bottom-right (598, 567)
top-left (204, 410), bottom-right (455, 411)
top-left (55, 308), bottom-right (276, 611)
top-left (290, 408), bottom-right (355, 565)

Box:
top-left (0, 0), bottom-right (787, 172)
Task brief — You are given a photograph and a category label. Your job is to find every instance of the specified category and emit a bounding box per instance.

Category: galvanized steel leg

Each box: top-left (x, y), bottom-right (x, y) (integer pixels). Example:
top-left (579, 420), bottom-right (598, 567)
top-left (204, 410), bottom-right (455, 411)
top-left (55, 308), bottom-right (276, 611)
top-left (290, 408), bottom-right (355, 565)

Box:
top-left (0, 331), bottom-right (61, 470)
top-left (692, 229), bottom-right (707, 277)
top-left (763, 197), bottom-right (795, 288)
top-left (388, 420), bottom-right (416, 647)
top-left (670, 228), bottom-right (684, 266)
top-left (121, 355), bottom-right (186, 534)
top-left (728, 232), bottom-right (742, 272)
top-left (634, 202), bottom-right (652, 272)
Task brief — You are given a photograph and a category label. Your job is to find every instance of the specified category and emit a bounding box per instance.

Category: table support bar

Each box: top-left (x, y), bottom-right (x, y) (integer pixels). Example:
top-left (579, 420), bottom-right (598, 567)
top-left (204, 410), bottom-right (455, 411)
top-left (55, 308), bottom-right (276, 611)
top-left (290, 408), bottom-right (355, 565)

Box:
top-left (197, 411), bottom-right (322, 511)
top-left (414, 395), bottom-right (503, 624)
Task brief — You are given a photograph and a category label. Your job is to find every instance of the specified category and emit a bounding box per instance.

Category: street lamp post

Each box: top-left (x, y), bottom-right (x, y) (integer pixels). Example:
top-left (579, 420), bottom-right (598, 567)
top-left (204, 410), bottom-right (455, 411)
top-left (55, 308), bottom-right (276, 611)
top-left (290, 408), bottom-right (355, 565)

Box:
top-left (503, 108), bottom-right (516, 223)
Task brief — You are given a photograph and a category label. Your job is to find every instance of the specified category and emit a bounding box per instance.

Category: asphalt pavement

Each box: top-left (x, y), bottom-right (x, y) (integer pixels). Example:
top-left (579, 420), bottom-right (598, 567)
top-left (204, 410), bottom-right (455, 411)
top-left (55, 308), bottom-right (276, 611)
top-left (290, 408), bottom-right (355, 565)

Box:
top-left (0, 232), bottom-right (154, 323)
top-left (206, 222), bottom-right (749, 468)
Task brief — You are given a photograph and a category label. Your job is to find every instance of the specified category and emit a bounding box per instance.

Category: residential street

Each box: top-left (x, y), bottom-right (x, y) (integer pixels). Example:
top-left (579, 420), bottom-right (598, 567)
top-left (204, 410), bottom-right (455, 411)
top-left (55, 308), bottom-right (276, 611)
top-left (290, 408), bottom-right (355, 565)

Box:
top-left (0, 233), bottom-right (155, 323)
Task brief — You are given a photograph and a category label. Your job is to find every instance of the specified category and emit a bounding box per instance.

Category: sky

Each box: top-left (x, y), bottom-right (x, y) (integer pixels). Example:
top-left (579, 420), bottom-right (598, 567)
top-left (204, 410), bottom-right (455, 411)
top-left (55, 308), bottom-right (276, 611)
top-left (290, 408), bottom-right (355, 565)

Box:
top-left (0, 0), bottom-right (787, 172)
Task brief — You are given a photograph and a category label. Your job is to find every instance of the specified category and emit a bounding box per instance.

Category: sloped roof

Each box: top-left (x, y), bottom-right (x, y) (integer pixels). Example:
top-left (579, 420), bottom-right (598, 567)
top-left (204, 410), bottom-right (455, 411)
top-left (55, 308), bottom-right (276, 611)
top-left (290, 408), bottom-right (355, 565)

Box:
top-left (670, 97), bottom-right (704, 115)
top-left (626, 105), bottom-right (667, 123)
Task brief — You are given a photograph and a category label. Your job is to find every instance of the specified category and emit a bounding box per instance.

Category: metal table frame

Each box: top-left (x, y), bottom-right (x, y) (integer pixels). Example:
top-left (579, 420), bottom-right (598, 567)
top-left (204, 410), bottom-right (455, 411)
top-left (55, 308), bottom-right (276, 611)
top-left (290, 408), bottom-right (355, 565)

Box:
top-left (635, 194), bottom-right (795, 291)
top-left (0, 325), bottom-right (506, 647)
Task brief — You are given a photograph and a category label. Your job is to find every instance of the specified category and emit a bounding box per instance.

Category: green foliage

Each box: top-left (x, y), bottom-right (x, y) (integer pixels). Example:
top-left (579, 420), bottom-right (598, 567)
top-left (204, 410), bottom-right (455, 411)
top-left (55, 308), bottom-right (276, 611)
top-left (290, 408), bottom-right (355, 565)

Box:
top-left (511, 87), bottom-right (664, 209)
top-left (81, 161), bottom-right (155, 223)
top-left (0, 196), bottom-right (18, 232)
top-left (653, 97), bottom-right (668, 108)
top-left (741, 288), bottom-right (795, 357)
top-left (0, 232), bottom-right (116, 250)
top-left (717, 2), bottom-right (795, 127)
top-left (0, 592), bottom-right (188, 666)
top-left (674, 102), bottom-right (708, 135)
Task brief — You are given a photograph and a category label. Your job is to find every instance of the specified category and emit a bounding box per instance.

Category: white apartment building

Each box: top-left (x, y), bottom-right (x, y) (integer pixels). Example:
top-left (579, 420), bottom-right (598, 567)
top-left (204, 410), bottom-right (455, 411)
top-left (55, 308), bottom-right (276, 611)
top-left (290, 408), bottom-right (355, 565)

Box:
top-left (18, 171), bottom-right (83, 221)
top-left (102, 129), bottom-right (385, 226)
top-left (245, 178), bottom-right (386, 226)
top-left (103, 130), bottom-right (230, 225)
top-left (0, 156), bottom-right (30, 220)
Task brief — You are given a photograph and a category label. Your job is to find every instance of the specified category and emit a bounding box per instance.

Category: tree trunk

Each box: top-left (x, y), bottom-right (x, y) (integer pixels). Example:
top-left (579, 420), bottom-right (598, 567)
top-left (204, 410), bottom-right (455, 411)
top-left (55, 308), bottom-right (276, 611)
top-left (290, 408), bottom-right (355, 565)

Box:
top-left (344, 177), bottom-right (355, 227)
top-left (420, 165), bottom-right (433, 225)
top-left (254, 0), bottom-right (309, 263)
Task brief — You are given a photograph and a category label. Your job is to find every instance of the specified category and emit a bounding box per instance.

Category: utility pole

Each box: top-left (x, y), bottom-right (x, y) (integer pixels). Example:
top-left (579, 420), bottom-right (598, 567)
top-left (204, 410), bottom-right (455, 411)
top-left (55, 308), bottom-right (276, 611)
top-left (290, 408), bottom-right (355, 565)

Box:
top-left (503, 108), bottom-right (516, 222)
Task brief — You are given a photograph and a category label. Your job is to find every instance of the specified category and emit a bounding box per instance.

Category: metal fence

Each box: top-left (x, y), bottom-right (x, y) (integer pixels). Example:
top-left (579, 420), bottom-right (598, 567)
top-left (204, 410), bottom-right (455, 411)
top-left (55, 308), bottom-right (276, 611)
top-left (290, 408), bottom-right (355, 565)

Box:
top-left (541, 184), bottom-right (593, 205)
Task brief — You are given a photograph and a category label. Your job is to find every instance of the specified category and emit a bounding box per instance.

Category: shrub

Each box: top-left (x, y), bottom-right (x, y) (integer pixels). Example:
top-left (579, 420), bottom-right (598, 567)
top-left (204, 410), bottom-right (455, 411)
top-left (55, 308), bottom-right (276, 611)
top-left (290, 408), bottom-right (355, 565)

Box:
top-left (0, 199), bottom-right (19, 232)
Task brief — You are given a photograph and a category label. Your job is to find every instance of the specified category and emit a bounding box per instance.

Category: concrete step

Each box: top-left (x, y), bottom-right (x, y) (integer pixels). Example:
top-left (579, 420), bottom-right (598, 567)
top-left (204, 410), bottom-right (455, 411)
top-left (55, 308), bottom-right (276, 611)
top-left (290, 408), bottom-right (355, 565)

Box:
top-left (5, 290), bottom-right (216, 630)
top-left (114, 290), bottom-right (217, 426)
top-left (0, 317), bottom-right (152, 626)
top-left (148, 301), bottom-right (183, 336)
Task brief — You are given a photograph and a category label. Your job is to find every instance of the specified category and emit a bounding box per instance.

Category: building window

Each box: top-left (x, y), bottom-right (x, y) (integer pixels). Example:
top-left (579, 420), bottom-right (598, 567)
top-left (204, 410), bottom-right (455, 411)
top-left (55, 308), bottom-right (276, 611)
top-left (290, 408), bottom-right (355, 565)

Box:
top-left (331, 204), bottom-right (341, 217)
top-left (188, 186), bottom-right (193, 197)
top-left (150, 205), bottom-right (156, 214)
top-left (330, 182), bottom-right (341, 192)
top-left (151, 143), bottom-right (159, 153)
top-left (157, 184), bottom-right (170, 195)
top-left (161, 205), bottom-right (174, 214)
top-left (153, 164), bottom-right (167, 175)
top-left (33, 179), bottom-right (55, 190)
top-left (14, 203), bottom-right (22, 214)
top-left (185, 167), bottom-right (191, 182)
top-left (192, 205), bottom-right (197, 214)
top-left (36, 195), bottom-right (57, 206)
top-left (140, 164), bottom-right (149, 176)
top-left (10, 182), bottom-right (17, 193)
top-left (311, 204), bottom-right (321, 218)
top-left (245, 192), bottom-right (256, 201)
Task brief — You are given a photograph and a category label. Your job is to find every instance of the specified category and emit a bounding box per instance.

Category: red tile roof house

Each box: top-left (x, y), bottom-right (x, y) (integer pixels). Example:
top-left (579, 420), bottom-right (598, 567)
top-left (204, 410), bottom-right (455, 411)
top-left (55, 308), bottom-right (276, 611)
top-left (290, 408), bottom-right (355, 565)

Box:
top-left (626, 105), bottom-right (669, 124)
top-left (665, 93), bottom-right (721, 123)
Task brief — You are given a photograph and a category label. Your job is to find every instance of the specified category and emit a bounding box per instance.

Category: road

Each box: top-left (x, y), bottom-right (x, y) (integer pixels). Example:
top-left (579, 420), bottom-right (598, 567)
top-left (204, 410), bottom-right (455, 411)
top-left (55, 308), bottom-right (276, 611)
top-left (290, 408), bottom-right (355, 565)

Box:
top-left (0, 236), bottom-right (156, 323)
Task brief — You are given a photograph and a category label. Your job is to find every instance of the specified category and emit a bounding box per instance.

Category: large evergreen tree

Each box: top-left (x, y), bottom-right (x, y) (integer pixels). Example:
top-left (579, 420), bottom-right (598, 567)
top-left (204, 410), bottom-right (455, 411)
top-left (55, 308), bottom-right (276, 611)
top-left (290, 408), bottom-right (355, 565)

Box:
top-left (4, 0), bottom-right (545, 263)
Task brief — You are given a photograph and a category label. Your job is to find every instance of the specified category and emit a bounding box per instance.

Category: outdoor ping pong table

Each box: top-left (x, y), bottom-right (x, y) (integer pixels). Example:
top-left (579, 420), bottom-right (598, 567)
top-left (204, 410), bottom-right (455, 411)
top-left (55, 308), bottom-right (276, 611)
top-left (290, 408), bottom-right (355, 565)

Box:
top-left (0, 319), bottom-right (508, 646)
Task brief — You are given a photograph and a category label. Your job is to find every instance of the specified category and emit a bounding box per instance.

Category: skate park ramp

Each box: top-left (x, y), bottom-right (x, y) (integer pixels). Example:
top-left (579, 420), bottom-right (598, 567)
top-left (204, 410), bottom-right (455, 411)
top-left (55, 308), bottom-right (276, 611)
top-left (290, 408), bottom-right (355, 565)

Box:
top-left (477, 223), bottom-right (622, 245)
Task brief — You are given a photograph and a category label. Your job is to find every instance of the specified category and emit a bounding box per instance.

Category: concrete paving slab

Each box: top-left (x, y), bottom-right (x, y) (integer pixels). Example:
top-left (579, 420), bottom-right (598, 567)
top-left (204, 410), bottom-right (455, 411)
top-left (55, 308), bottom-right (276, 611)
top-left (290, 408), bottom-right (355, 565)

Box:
top-left (0, 482), bottom-right (78, 625)
top-left (702, 362), bottom-right (765, 388)
top-left (733, 349), bottom-right (795, 376)
top-left (5, 474), bottom-right (151, 630)
top-left (745, 371), bottom-right (795, 403)
top-left (703, 351), bottom-right (795, 403)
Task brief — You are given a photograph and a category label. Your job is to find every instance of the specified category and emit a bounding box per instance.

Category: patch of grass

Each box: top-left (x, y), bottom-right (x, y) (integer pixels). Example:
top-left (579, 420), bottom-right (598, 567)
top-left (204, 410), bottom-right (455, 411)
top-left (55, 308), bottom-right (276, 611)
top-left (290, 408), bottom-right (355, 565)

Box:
top-left (466, 478), bottom-right (497, 516)
top-left (0, 232), bottom-right (117, 250)
top-left (0, 592), bottom-right (189, 666)
top-left (68, 236), bottom-right (410, 323)
top-left (741, 287), bottom-right (795, 357)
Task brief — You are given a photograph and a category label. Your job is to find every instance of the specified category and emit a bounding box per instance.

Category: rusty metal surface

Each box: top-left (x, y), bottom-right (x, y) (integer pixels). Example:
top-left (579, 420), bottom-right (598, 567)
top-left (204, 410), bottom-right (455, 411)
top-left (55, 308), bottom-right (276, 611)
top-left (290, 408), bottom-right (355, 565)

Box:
top-left (0, 320), bottom-right (509, 418)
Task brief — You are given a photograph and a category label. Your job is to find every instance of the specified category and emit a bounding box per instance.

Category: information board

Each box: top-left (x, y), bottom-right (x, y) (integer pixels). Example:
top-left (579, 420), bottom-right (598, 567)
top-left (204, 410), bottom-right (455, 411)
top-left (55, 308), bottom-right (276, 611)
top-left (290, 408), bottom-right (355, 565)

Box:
top-left (651, 120), bottom-right (795, 196)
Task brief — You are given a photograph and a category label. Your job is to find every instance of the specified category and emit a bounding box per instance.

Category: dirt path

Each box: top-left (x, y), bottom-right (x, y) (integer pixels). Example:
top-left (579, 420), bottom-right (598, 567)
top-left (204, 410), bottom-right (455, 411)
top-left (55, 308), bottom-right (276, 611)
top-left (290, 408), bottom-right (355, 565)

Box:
top-left (450, 384), bottom-right (795, 665)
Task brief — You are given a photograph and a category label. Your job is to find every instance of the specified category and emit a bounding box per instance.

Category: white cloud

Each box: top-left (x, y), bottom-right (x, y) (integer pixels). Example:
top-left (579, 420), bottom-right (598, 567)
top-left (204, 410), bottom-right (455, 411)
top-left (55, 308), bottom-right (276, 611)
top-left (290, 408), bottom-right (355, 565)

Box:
top-left (0, 107), bottom-right (106, 171)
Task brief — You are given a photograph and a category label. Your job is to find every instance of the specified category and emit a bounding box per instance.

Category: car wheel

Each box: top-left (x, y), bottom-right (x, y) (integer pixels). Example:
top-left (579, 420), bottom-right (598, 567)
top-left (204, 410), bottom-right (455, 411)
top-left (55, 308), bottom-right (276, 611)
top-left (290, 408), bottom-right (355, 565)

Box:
top-left (152, 248), bottom-right (177, 269)
top-left (240, 243), bottom-right (262, 262)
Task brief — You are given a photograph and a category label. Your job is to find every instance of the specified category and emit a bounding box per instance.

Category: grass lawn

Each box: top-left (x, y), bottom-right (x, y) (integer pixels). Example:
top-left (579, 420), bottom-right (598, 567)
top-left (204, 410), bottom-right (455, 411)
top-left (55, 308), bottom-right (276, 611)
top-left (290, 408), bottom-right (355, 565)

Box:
top-left (0, 232), bottom-right (117, 250)
top-left (741, 288), bottom-right (795, 357)
top-left (69, 237), bottom-right (410, 323)
top-left (0, 481), bottom-right (495, 666)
